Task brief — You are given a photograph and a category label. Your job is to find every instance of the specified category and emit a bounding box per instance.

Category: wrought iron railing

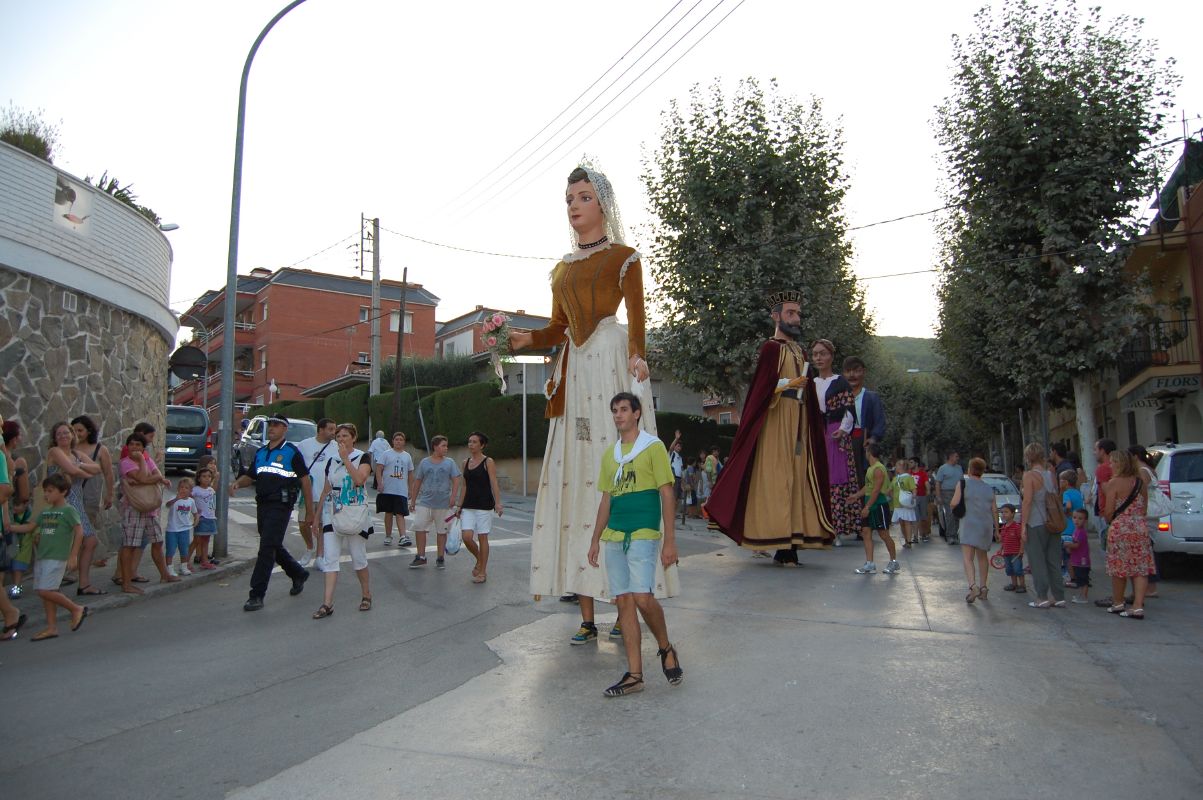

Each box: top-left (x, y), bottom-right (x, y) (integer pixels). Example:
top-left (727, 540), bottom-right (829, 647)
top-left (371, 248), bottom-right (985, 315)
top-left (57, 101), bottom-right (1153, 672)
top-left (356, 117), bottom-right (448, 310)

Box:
top-left (1117, 318), bottom-right (1197, 386)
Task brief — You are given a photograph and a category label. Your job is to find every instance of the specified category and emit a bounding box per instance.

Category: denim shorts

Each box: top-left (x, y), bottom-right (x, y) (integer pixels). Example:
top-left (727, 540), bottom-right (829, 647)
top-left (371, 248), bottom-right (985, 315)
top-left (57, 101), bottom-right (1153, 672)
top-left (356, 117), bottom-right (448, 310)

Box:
top-left (1004, 553), bottom-right (1025, 577)
top-left (196, 517), bottom-right (218, 534)
top-left (605, 539), bottom-right (658, 596)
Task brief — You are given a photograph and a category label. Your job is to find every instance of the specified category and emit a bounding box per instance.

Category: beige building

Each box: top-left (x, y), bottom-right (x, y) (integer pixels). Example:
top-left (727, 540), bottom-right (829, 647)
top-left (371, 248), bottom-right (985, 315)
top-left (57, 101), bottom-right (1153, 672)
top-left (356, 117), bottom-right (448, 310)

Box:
top-left (1048, 141), bottom-right (1203, 451)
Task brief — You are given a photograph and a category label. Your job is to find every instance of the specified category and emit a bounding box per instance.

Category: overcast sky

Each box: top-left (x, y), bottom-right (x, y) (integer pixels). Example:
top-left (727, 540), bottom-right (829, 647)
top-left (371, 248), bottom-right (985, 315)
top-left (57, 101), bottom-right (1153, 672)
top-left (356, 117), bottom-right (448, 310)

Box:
top-left (3, 0), bottom-right (1198, 342)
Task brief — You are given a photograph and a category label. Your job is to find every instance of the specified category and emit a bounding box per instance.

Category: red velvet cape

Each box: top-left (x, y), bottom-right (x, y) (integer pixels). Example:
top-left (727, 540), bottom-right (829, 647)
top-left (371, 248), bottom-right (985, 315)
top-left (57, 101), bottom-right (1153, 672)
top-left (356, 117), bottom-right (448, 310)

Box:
top-left (705, 339), bottom-right (832, 544)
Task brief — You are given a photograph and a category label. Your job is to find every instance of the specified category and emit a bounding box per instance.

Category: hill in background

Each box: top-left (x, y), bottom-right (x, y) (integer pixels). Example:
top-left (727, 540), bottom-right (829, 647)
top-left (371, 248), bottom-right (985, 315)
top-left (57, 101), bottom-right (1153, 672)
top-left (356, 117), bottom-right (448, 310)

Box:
top-left (876, 336), bottom-right (939, 373)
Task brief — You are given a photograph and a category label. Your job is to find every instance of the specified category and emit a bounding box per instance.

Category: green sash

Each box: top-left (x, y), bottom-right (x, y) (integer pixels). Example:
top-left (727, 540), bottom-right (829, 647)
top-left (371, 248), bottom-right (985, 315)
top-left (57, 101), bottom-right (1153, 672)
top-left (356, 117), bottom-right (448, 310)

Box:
top-left (608, 489), bottom-right (661, 551)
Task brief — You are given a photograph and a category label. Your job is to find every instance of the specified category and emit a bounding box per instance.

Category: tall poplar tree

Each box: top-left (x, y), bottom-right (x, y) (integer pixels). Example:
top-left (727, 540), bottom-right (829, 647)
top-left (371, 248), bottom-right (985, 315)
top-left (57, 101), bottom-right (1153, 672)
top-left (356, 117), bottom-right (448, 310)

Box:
top-left (642, 78), bottom-right (872, 399)
top-left (934, 0), bottom-right (1178, 474)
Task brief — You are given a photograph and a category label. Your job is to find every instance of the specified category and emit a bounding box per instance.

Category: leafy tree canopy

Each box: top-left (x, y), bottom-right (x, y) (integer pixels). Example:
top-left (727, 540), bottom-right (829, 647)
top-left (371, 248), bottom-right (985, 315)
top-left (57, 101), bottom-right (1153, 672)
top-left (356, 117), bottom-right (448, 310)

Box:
top-left (642, 78), bottom-right (872, 398)
top-left (934, 0), bottom-right (1178, 412)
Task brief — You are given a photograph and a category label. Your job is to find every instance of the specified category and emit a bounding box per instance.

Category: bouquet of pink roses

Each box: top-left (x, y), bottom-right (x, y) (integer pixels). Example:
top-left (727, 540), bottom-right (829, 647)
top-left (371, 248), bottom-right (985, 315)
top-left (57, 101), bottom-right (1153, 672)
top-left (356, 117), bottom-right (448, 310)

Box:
top-left (481, 311), bottom-right (512, 391)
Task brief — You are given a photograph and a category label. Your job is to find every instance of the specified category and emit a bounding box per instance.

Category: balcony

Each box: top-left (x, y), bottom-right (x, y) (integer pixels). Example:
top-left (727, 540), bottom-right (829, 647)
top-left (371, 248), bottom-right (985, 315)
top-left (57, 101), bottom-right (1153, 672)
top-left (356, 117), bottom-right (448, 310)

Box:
top-left (196, 321), bottom-right (256, 352)
top-left (1117, 318), bottom-right (1198, 386)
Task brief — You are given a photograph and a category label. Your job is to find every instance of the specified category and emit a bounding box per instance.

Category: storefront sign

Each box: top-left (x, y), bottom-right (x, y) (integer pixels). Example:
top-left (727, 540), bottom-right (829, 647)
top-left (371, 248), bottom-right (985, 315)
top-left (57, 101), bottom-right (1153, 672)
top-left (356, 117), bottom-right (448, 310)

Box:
top-left (1121, 374), bottom-right (1200, 412)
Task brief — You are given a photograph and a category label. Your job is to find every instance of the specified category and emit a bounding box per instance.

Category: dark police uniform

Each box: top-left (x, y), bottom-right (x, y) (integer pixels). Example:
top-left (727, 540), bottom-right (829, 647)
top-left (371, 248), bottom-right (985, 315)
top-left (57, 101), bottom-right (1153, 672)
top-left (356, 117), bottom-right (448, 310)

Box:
top-left (247, 440), bottom-right (310, 601)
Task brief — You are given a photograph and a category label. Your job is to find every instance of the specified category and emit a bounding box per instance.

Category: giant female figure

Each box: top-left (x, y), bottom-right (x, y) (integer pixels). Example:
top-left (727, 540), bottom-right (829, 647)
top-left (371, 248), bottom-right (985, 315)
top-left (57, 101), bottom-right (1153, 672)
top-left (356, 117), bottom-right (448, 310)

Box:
top-left (510, 165), bottom-right (679, 642)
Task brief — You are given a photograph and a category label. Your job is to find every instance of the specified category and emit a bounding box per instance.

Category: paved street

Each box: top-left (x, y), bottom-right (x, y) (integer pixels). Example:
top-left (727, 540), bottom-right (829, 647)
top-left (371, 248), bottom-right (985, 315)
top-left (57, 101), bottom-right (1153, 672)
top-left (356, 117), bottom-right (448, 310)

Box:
top-left (2, 491), bottom-right (1201, 799)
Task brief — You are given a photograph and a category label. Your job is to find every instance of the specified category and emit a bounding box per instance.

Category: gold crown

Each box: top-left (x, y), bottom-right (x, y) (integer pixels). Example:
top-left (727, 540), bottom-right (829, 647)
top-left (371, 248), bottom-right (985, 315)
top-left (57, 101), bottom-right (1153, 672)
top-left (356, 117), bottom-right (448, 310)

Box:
top-left (765, 290), bottom-right (802, 311)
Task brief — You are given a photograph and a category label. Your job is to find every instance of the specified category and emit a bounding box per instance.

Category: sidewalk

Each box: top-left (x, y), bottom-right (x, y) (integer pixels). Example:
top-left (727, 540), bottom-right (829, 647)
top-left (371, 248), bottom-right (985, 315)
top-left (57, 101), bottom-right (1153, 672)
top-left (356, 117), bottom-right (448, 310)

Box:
top-left (4, 488), bottom-right (545, 621)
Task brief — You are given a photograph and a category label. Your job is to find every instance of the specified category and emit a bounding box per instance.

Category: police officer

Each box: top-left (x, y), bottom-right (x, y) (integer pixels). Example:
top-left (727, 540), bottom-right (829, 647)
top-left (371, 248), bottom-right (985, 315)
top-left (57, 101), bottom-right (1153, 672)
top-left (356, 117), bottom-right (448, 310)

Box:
top-left (230, 415), bottom-right (313, 611)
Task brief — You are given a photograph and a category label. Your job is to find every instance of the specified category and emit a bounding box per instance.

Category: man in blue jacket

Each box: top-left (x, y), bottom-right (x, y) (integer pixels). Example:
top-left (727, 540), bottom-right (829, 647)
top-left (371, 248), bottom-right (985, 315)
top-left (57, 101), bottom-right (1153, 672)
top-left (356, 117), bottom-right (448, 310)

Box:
top-left (843, 356), bottom-right (886, 485)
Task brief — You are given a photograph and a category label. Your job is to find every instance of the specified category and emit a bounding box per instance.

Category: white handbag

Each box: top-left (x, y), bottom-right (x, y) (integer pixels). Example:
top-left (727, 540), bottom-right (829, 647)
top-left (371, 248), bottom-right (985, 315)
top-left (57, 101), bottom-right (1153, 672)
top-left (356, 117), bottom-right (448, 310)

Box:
top-left (1146, 483), bottom-right (1173, 519)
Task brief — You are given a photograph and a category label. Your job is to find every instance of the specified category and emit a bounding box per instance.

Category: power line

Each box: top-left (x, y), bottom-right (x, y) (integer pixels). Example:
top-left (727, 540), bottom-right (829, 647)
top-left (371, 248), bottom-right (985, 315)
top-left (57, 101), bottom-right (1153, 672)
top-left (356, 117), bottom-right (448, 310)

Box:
top-left (497, 0), bottom-right (752, 204)
top-left (377, 224), bottom-right (556, 261)
top-left (439, 0), bottom-right (692, 211)
top-left (460, 0), bottom-right (744, 218)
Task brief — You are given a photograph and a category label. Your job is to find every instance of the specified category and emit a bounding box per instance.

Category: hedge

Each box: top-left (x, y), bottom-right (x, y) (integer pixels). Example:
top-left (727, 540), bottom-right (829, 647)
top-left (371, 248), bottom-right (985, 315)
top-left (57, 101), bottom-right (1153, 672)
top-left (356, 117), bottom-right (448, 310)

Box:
top-left (394, 381), bottom-right (548, 458)
top-left (284, 398), bottom-right (325, 423)
top-left (367, 386), bottom-right (439, 446)
top-left (324, 384), bottom-right (370, 440)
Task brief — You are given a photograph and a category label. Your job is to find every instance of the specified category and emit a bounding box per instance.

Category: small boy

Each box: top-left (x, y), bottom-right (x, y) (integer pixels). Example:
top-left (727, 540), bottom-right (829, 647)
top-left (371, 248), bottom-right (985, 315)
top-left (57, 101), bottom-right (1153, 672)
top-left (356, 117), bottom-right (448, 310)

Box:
top-left (376, 432), bottom-right (415, 547)
top-left (409, 435), bottom-right (462, 568)
top-left (29, 474), bottom-right (90, 640)
top-left (164, 477), bottom-right (199, 577)
top-left (999, 504), bottom-right (1026, 593)
top-left (1065, 508), bottom-right (1092, 602)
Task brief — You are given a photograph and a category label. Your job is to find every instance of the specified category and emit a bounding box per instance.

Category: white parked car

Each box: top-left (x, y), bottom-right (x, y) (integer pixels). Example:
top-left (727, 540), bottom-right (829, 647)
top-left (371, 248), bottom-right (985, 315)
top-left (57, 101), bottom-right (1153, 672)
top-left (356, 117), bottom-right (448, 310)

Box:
top-left (982, 473), bottom-right (1022, 524)
top-left (1145, 443), bottom-right (1203, 559)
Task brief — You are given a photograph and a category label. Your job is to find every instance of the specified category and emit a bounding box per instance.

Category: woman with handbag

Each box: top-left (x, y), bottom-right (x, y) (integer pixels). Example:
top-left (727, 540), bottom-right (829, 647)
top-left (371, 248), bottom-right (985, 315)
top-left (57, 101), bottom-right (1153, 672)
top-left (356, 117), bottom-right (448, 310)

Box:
top-left (1020, 442), bottom-right (1066, 609)
top-left (117, 432), bottom-right (173, 594)
top-left (1104, 449), bottom-right (1155, 619)
top-left (949, 457), bottom-right (998, 602)
top-left (1129, 445), bottom-right (1163, 599)
top-left (312, 423), bottom-right (373, 619)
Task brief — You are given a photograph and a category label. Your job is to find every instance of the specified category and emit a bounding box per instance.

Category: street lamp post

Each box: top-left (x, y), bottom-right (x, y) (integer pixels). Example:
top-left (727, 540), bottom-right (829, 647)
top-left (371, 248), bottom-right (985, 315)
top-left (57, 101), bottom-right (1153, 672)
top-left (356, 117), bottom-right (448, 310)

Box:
top-left (510, 355), bottom-right (545, 496)
top-left (217, 0), bottom-right (310, 559)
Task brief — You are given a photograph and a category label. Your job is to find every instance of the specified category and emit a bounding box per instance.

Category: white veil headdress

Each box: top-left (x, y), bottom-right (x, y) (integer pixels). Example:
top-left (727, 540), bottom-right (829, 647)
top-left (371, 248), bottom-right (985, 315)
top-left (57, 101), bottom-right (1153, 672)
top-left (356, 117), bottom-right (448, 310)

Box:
top-left (569, 158), bottom-right (627, 249)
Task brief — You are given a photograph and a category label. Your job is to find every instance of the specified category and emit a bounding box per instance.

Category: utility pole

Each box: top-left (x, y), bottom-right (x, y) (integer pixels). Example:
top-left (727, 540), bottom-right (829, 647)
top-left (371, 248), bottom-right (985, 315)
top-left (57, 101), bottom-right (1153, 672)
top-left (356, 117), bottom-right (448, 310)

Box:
top-left (391, 266), bottom-right (408, 432)
top-left (368, 217), bottom-right (381, 412)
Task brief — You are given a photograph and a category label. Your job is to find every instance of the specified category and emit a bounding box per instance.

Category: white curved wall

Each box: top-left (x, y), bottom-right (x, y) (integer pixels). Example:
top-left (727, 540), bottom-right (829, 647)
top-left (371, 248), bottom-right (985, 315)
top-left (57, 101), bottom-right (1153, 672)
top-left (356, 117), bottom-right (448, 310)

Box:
top-left (0, 141), bottom-right (176, 341)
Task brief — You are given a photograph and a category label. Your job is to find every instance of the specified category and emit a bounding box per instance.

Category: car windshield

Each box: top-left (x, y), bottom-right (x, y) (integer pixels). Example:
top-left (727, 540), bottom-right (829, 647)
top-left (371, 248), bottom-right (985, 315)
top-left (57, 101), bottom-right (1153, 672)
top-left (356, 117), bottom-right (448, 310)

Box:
top-left (982, 476), bottom-right (1019, 495)
top-left (284, 421), bottom-right (316, 443)
top-left (166, 408), bottom-right (206, 435)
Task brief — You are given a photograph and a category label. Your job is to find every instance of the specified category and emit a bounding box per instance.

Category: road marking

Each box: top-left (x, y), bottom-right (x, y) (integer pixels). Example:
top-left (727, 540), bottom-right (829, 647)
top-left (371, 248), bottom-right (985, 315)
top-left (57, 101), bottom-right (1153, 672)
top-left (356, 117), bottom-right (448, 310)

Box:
top-left (271, 536), bottom-right (530, 572)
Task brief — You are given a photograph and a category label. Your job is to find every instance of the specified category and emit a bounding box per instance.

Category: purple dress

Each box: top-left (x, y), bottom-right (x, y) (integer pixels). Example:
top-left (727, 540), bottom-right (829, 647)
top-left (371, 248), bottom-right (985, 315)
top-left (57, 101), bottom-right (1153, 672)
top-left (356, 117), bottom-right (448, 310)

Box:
top-left (816, 374), bottom-right (859, 539)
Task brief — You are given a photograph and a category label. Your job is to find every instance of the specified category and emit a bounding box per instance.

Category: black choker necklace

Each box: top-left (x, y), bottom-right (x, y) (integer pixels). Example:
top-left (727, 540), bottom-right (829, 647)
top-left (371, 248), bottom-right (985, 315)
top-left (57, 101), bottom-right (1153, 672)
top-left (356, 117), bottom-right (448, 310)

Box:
top-left (579, 235), bottom-right (608, 249)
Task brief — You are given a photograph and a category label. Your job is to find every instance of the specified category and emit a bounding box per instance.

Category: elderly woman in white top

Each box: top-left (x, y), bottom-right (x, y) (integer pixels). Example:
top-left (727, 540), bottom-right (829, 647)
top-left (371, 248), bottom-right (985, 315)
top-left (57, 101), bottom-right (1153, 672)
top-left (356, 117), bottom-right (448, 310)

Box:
top-left (312, 423), bottom-right (373, 619)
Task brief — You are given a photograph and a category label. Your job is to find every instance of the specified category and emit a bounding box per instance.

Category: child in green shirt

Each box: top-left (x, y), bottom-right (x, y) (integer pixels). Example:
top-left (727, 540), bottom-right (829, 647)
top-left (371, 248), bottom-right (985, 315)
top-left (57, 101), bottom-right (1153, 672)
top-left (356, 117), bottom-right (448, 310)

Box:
top-left (29, 474), bottom-right (90, 640)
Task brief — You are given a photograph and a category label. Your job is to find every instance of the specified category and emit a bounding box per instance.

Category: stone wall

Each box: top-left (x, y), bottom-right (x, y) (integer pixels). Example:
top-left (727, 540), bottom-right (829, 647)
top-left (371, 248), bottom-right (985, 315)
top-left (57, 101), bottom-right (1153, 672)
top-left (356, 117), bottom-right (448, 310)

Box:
top-left (0, 268), bottom-right (169, 486)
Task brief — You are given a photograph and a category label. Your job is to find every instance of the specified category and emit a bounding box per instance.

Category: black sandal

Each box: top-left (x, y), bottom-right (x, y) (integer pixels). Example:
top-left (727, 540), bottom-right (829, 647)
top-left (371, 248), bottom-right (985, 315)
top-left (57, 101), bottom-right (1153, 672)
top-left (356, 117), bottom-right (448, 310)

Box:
top-left (604, 672), bottom-right (644, 697)
top-left (657, 644), bottom-right (684, 686)
top-left (312, 604), bottom-right (334, 619)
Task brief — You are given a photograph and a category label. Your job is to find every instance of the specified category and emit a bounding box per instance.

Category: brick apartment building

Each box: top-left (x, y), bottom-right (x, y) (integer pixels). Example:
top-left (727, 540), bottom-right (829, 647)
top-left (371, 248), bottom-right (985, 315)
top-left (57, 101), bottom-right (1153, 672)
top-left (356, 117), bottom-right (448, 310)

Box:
top-left (173, 266), bottom-right (438, 417)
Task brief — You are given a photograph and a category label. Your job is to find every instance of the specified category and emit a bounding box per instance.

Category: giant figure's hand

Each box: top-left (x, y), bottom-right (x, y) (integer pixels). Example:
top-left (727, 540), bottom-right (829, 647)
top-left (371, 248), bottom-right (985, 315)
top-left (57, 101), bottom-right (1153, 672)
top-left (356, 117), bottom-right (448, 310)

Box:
top-left (509, 331), bottom-right (532, 352)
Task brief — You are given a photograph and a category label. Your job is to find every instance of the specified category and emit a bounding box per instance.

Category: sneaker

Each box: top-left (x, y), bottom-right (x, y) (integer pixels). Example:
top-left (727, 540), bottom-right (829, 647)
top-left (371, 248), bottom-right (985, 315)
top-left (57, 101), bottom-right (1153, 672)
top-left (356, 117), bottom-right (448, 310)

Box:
top-left (398, 536), bottom-right (413, 548)
top-left (301, 550), bottom-right (316, 568)
top-left (559, 593), bottom-right (579, 603)
top-left (570, 624), bottom-right (598, 645)
top-left (384, 536), bottom-right (393, 546)
top-left (921, 536), bottom-right (931, 543)
top-left (833, 536), bottom-right (843, 547)
top-left (409, 556), bottom-right (427, 568)
top-left (855, 561), bottom-right (877, 574)
top-left (243, 596), bottom-right (264, 612)
top-left (1071, 596), bottom-right (1090, 604)
top-left (609, 622), bottom-right (623, 639)
top-left (166, 565), bottom-right (178, 578)
top-left (436, 557), bottom-right (446, 570)
top-left (178, 565), bottom-right (193, 576)
top-left (883, 560), bottom-right (901, 574)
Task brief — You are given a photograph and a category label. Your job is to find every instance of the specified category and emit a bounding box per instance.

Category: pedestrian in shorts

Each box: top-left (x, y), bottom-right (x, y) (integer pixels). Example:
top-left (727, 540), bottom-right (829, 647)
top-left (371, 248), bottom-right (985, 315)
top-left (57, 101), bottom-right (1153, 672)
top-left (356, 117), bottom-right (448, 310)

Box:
top-left (28, 474), bottom-right (90, 641)
top-left (375, 432), bottom-right (414, 547)
top-left (408, 435), bottom-right (461, 569)
top-left (587, 392), bottom-right (682, 697)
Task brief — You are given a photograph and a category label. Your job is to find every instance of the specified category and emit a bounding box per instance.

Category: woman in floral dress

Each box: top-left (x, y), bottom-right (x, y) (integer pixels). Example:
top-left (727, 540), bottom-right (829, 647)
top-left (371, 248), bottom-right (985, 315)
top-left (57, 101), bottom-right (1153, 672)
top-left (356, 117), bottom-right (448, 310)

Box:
top-left (1102, 449), bottom-right (1154, 620)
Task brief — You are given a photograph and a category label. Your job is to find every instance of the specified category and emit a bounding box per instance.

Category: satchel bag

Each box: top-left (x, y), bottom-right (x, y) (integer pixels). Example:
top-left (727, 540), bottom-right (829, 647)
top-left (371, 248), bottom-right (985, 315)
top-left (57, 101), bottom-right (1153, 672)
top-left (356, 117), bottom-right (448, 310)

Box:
top-left (1146, 480), bottom-right (1172, 519)
top-left (125, 481), bottom-right (163, 513)
top-left (897, 475), bottom-right (916, 509)
top-left (332, 501), bottom-right (371, 536)
top-left (952, 478), bottom-right (967, 519)
top-left (1041, 471), bottom-right (1066, 532)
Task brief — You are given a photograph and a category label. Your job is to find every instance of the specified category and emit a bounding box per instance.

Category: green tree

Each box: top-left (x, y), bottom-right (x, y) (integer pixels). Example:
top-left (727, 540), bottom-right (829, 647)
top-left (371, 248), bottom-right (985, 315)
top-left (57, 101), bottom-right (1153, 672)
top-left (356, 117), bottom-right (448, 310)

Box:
top-left (934, 0), bottom-right (1178, 474)
top-left (642, 78), bottom-right (872, 399)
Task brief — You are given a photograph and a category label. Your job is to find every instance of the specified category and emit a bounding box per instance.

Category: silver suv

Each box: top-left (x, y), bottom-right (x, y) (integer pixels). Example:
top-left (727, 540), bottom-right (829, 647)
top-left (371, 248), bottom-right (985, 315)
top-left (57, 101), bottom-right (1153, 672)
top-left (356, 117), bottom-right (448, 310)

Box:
top-left (232, 416), bottom-right (318, 476)
top-left (1146, 443), bottom-right (1203, 558)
